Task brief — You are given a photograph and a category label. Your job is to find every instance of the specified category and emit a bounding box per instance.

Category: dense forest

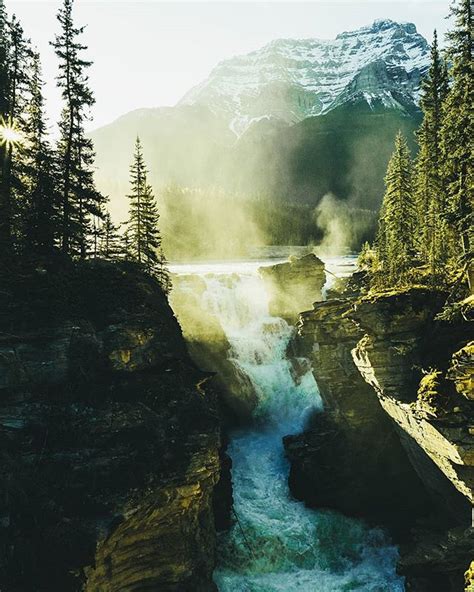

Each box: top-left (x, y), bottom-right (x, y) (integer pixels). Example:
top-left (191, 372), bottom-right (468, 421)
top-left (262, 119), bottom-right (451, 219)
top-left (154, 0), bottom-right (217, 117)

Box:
top-left (359, 0), bottom-right (473, 299)
top-left (0, 0), bottom-right (169, 288)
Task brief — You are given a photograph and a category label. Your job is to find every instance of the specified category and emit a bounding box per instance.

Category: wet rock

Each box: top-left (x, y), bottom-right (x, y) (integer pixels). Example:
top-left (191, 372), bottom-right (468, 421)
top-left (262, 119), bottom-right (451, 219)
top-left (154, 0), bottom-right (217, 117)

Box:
top-left (285, 298), bottom-right (430, 533)
top-left (347, 287), bottom-right (474, 589)
top-left (170, 274), bottom-right (258, 421)
top-left (258, 253), bottom-right (326, 322)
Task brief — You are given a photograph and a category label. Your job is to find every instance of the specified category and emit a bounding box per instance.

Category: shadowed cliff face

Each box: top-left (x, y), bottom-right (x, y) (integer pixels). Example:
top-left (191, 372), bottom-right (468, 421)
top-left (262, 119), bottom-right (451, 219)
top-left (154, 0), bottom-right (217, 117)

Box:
top-left (285, 297), bottom-right (430, 534)
top-left (0, 261), bottom-right (226, 592)
top-left (347, 289), bottom-right (474, 592)
top-left (286, 278), bottom-right (473, 592)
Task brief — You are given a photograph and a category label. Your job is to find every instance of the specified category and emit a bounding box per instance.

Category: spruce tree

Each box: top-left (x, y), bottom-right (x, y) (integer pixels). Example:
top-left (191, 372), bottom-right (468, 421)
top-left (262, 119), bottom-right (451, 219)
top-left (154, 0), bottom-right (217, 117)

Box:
top-left (141, 180), bottom-right (162, 274)
top-left (0, 0), bottom-right (11, 256)
top-left (22, 53), bottom-right (59, 255)
top-left (99, 212), bottom-right (122, 260)
top-left (125, 137), bottom-right (169, 287)
top-left (0, 14), bottom-right (31, 254)
top-left (52, 0), bottom-right (105, 257)
top-left (375, 132), bottom-right (417, 286)
top-left (125, 137), bottom-right (147, 264)
top-left (440, 0), bottom-right (473, 289)
top-left (414, 30), bottom-right (450, 276)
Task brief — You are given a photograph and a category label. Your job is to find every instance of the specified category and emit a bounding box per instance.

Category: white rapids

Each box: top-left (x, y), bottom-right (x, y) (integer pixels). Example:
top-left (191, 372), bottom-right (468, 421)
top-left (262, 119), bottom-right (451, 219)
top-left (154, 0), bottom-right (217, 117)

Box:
top-left (170, 257), bottom-right (404, 592)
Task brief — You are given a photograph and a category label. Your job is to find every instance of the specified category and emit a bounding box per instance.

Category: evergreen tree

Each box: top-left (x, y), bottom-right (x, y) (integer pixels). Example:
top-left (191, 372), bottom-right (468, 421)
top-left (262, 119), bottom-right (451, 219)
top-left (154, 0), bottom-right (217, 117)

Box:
top-left (22, 53), bottom-right (59, 255)
top-left (99, 212), bottom-right (122, 260)
top-left (440, 0), bottom-right (473, 289)
top-left (125, 137), bottom-right (170, 288)
top-left (52, 0), bottom-right (105, 257)
top-left (0, 14), bottom-right (31, 254)
top-left (375, 132), bottom-right (417, 286)
top-left (125, 137), bottom-right (147, 264)
top-left (141, 180), bottom-right (162, 274)
top-left (0, 0), bottom-right (10, 257)
top-left (414, 30), bottom-right (451, 275)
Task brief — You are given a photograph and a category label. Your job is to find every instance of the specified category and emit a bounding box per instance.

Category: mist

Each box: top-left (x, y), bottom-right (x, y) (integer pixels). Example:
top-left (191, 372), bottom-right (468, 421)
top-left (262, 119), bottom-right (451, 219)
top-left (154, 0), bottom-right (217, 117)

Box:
top-left (314, 193), bottom-right (377, 255)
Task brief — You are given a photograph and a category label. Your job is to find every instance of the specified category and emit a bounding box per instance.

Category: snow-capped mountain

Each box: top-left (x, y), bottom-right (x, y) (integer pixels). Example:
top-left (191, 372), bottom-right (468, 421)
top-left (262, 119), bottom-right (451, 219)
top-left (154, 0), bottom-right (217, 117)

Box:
top-left (180, 19), bottom-right (430, 136)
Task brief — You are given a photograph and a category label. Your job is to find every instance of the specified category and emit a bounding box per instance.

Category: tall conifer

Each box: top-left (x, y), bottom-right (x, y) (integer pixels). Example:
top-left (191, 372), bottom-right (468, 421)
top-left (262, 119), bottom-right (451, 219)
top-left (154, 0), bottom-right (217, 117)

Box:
top-left (440, 0), bottom-right (473, 289)
top-left (52, 0), bottom-right (105, 257)
top-left (375, 132), bottom-right (417, 286)
top-left (415, 30), bottom-right (450, 275)
top-left (22, 53), bottom-right (59, 255)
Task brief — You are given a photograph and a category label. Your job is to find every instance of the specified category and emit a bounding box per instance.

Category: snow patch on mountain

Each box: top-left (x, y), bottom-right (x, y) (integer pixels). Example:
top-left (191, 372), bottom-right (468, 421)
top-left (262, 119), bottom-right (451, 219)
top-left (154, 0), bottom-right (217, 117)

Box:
top-left (179, 19), bottom-right (430, 136)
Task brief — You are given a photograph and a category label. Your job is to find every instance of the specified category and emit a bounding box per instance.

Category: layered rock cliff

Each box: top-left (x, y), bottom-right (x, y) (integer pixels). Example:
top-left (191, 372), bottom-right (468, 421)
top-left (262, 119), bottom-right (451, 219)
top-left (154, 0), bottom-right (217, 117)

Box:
top-left (285, 297), bottom-right (430, 533)
top-left (259, 253), bottom-right (326, 322)
top-left (0, 260), bottom-right (228, 592)
top-left (290, 278), bottom-right (473, 591)
top-left (349, 288), bottom-right (473, 591)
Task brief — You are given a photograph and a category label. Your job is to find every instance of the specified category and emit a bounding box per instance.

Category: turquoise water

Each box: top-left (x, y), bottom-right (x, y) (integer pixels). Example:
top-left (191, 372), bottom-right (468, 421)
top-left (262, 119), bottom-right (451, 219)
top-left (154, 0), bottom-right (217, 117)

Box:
top-left (172, 259), bottom-right (404, 592)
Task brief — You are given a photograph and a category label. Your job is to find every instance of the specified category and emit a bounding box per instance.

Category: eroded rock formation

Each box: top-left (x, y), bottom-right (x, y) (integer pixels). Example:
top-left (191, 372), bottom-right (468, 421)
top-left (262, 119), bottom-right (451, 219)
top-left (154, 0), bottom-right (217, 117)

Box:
top-left (287, 279), bottom-right (473, 591)
top-left (0, 261), bottom-right (227, 592)
top-left (285, 297), bottom-right (430, 532)
top-left (259, 253), bottom-right (326, 322)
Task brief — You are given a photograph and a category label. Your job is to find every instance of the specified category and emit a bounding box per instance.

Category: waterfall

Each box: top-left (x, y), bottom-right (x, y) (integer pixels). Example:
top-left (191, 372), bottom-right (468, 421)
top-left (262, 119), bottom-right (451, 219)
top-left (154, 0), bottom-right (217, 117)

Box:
top-left (172, 260), bottom-right (404, 592)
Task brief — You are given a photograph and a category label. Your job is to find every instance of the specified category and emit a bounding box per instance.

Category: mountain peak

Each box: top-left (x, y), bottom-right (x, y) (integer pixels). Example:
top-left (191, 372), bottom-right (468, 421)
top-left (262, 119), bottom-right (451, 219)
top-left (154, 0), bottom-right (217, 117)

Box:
top-left (179, 20), bottom-right (430, 136)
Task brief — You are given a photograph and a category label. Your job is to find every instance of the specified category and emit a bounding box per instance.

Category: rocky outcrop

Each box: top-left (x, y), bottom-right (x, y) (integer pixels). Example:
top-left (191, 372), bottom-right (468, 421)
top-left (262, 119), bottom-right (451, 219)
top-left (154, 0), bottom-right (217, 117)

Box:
top-left (0, 261), bottom-right (227, 592)
top-left (347, 287), bottom-right (473, 590)
top-left (349, 288), bottom-right (473, 520)
top-left (169, 274), bottom-right (257, 420)
top-left (285, 297), bottom-right (430, 532)
top-left (259, 254), bottom-right (326, 321)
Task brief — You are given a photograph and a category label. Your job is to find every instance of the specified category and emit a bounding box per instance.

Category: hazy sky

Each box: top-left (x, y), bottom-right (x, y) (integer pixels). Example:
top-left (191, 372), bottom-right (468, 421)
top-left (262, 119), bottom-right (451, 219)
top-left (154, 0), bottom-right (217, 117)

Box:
top-left (7, 0), bottom-right (452, 132)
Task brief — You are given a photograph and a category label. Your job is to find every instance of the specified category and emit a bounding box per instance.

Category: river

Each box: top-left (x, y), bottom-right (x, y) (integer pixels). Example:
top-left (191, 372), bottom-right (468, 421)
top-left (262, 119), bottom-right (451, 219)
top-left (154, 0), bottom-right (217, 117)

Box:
top-left (170, 255), bottom-right (404, 592)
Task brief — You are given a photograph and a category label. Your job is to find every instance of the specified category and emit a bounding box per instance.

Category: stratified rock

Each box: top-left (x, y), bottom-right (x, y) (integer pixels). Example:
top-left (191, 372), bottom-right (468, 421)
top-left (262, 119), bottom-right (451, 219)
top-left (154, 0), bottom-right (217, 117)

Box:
top-left (447, 342), bottom-right (474, 402)
top-left (0, 261), bottom-right (226, 592)
top-left (349, 288), bottom-right (474, 513)
top-left (347, 287), bottom-right (474, 591)
top-left (399, 527), bottom-right (474, 592)
top-left (285, 298), bottom-right (429, 532)
top-left (170, 274), bottom-right (257, 420)
top-left (259, 254), bottom-right (326, 322)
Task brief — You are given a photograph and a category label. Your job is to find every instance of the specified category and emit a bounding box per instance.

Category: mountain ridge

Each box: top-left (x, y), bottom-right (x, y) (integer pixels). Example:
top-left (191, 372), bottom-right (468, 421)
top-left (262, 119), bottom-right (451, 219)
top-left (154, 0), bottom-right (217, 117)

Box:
top-left (178, 18), bottom-right (429, 136)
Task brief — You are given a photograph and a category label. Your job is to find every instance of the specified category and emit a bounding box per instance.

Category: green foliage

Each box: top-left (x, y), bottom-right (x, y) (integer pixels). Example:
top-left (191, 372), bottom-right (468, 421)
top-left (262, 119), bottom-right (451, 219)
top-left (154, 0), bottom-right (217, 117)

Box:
top-left (52, 0), bottom-right (106, 257)
top-left (22, 53), bottom-right (60, 255)
top-left (367, 2), bottom-right (474, 294)
top-left (98, 211), bottom-right (122, 260)
top-left (124, 138), bottom-right (170, 291)
top-left (373, 132), bottom-right (417, 287)
top-left (440, 0), bottom-right (474, 283)
top-left (414, 30), bottom-right (452, 272)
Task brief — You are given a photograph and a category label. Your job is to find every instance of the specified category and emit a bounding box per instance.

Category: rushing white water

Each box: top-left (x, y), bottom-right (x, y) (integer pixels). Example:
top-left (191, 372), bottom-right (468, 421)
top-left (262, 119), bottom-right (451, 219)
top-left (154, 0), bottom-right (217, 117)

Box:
top-left (171, 257), bottom-right (404, 592)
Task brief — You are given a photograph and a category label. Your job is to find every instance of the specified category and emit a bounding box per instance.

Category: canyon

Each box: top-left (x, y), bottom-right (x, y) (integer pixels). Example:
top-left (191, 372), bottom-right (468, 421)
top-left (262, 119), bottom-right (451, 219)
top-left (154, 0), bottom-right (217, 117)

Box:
top-left (1, 254), bottom-right (472, 591)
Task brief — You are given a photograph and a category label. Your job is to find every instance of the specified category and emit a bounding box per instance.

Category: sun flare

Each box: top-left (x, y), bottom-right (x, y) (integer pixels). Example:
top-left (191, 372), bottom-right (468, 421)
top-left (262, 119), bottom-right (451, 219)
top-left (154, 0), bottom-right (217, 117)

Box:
top-left (0, 123), bottom-right (23, 146)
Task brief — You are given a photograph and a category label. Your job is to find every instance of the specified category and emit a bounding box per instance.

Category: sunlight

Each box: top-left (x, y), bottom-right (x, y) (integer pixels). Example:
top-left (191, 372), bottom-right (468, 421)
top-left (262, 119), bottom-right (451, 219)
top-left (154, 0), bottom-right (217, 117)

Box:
top-left (0, 123), bottom-right (23, 147)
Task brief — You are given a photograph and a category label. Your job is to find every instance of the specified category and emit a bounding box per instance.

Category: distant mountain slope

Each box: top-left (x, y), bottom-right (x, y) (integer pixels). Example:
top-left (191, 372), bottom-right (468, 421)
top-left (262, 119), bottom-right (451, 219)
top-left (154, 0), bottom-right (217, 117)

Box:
top-left (180, 19), bottom-right (429, 135)
top-left (90, 20), bottom-right (428, 223)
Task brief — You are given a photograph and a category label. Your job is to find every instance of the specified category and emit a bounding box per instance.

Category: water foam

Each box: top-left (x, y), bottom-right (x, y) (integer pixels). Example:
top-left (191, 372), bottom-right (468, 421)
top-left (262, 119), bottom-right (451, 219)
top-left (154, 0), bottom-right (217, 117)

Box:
top-left (175, 260), bottom-right (404, 592)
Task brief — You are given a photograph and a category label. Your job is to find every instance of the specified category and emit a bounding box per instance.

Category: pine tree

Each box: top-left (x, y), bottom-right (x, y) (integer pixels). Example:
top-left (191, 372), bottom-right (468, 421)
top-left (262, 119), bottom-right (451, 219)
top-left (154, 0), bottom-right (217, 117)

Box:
top-left (99, 212), bottom-right (122, 260)
top-left (125, 137), bottom-right (147, 264)
top-left (52, 0), bottom-right (105, 257)
top-left (0, 0), bottom-right (11, 257)
top-left (414, 30), bottom-right (450, 276)
top-left (440, 0), bottom-right (474, 289)
top-left (125, 137), bottom-right (170, 288)
top-left (375, 132), bottom-right (417, 287)
top-left (22, 53), bottom-right (59, 255)
top-left (0, 13), bottom-right (31, 255)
